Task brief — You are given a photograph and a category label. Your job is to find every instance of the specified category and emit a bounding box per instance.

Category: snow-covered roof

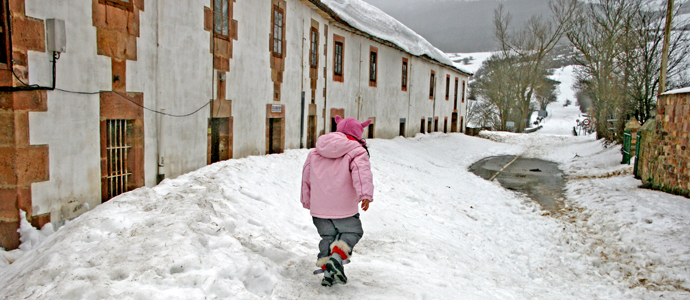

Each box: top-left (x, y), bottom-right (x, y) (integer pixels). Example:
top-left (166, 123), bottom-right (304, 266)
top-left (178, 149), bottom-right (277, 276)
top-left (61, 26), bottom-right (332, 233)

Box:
top-left (661, 86), bottom-right (690, 95)
top-left (317, 0), bottom-right (472, 76)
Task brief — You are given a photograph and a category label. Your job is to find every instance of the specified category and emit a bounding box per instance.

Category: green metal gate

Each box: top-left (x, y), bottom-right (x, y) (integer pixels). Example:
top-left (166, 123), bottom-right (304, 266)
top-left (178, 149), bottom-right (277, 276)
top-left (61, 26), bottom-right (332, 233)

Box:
top-left (633, 133), bottom-right (641, 178)
top-left (622, 130), bottom-right (632, 164)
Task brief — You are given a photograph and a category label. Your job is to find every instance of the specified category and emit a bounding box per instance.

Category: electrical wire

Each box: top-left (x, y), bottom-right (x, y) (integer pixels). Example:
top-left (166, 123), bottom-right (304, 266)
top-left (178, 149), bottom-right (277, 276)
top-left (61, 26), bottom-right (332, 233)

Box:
top-left (12, 67), bottom-right (210, 118)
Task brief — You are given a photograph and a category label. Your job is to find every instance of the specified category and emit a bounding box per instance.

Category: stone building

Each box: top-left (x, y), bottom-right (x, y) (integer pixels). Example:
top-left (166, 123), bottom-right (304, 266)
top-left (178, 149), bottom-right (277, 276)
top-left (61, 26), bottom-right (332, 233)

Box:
top-left (0, 0), bottom-right (471, 249)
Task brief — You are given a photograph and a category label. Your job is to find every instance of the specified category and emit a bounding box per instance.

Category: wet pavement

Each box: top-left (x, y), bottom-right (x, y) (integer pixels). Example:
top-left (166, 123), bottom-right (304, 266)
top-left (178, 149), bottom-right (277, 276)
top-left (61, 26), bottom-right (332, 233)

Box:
top-left (469, 155), bottom-right (566, 214)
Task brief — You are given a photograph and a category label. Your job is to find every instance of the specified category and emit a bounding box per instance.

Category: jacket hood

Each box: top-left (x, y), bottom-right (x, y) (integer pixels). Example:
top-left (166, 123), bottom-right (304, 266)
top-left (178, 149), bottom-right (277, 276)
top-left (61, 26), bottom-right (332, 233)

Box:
top-left (315, 132), bottom-right (361, 158)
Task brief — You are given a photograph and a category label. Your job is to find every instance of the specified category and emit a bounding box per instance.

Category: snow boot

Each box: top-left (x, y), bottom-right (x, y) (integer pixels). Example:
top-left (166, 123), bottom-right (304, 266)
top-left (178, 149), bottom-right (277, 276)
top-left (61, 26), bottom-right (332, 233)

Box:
top-left (325, 253), bottom-right (347, 284)
top-left (316, 257), bottom-right (334, 287)
top-left (321, 271), bottom-right (335, 287)
top-left (326, 241), bottom-right (351, 285)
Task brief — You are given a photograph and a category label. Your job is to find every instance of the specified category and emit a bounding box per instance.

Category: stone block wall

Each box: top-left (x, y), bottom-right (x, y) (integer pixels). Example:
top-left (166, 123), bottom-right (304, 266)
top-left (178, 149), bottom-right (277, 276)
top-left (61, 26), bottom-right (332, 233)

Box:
top-left (637, 91), bottom-right (690, 198)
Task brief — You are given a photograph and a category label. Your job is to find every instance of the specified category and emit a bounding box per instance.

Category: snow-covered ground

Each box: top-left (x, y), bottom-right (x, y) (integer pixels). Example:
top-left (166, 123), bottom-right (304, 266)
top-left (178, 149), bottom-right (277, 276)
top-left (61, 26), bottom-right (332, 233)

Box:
top-left (449, 51), bottom-right (494, 74)
top-left (2, 68), bottom-right (690, 299)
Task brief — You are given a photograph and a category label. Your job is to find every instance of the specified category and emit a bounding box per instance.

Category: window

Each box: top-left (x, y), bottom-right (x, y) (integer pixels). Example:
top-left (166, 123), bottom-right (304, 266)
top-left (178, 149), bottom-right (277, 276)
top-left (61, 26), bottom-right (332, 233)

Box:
top-left (401, 58), bottom-right (408, 91)
top-left (445, 75), bottom-right (450, 100)
top-left (429, 71), bottom-right (435, 99)
top-left (214, 0), bottom-right (230, 39)
top-left (102, 0), bottom-right (133, 11)
top-left (272, 5), bottom-right (284, 57)
top-left (369, 46), bottom-right (378, 87)
top-left (333, 35), bottom-right (345, 82)
top-left (454, 77), bottom-right (459, 109)
top-left (334, 42), bottom-right (343, 75)
top-left (310, 27), bottom-right (318, 69)
top-left (462, 80), bottom-right (466, 103)
top-left (104, 119), bottom-right (132, 200)
top-left (0, 0), bottom-right (9, 68)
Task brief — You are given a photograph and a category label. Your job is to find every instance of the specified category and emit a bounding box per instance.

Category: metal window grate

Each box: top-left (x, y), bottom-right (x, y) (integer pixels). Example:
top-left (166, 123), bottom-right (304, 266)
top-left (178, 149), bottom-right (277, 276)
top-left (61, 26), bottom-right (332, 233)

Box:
top-left (105, 119), bottom-right (131, 199)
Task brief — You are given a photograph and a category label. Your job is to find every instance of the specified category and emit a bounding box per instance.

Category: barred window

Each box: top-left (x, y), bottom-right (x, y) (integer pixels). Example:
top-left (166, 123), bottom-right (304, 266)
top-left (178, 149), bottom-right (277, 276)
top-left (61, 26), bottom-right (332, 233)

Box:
top-left (104, 119), bottom-right (132, 200)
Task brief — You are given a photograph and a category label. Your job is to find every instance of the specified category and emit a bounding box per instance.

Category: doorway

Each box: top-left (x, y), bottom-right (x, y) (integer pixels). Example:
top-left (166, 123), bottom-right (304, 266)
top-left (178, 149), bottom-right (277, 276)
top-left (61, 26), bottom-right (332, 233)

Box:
top-left (209, 117), bottom-right (230, 163)
top-left (307, 115), bottom-right (317, 148)
top-left (268, 117), bottom-right (283, 154)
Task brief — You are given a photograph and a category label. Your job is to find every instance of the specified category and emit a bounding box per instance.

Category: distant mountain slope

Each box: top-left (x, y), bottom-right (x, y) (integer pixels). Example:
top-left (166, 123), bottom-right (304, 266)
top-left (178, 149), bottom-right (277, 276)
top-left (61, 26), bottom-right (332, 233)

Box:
top-left (362, 0), bottom-right (552, 52)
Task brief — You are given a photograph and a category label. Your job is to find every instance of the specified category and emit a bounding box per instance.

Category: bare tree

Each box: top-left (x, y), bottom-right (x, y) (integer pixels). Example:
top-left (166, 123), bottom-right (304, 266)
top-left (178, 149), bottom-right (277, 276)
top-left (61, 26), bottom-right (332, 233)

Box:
top-left (623, 0), bottom-right (690, 123)
top-left (472, 54), bottom-right (521, 131)
top-left (564, 0), bottom-right (690, 141)
top-left (493, 0), bottom-right (579, 131)
top-left (565, 0), bottom-right (632, 141)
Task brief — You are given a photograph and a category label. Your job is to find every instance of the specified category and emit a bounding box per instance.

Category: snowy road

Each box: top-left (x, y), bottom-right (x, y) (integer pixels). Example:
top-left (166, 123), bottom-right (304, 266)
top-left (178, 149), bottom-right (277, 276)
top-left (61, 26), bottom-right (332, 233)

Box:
top-left (1, 68), bottom-right (690, 298)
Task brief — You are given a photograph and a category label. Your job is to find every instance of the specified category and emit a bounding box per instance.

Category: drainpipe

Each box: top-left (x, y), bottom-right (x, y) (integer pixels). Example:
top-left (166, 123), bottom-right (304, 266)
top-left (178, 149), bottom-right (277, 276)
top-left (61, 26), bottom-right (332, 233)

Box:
top-left (323, 26), bottom-right (328, 133)
top-left (432, 70), bottom-right (436, 130)
top-left (155, 0), bottom-right (165, 183)
top-left (357, 41), bottom-right (362, 120)
top-left (300, 19), bottom-right (305, 148)
top-left (406, 56), bottom-right (412, 137)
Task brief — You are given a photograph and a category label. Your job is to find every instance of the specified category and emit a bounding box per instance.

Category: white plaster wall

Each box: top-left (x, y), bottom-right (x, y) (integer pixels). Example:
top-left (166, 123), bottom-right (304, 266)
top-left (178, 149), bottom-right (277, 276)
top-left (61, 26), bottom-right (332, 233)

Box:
top-left (227, 0), bottom-right (273, 158)
top-left (151, 0), bottom-right (212, 179)
top-left (325, 26), bottom-right (364, 126)
top-left (288, 3), bottom-right (329, 149)
top-left (323, 27), bottom-right (468, 139)
top-left (26, 0), bottom-right (111, 219)
top-left (282, 0), bottom-right (310, 151)
top-left (127, 0), bottom-right (160, 187)
top-left (228, 0), bottom-right (330, 157)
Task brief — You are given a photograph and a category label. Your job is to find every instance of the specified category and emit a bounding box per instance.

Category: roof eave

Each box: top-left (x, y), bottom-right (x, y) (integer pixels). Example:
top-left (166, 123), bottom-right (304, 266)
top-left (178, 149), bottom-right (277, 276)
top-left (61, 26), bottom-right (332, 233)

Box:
top-left (305, 0), bottom-right (473, 77)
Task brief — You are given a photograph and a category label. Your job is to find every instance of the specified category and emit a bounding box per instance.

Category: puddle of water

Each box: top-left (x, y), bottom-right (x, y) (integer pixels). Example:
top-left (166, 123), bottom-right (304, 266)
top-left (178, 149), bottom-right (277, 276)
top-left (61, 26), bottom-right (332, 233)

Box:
top-left (469, 155), bottom-right (566, 214)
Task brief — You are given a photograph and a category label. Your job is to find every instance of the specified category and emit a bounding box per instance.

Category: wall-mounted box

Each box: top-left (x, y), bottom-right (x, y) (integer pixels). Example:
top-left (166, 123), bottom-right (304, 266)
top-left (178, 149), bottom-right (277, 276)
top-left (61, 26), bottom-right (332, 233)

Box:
top-left (46, 19), bottom-right (66, 53)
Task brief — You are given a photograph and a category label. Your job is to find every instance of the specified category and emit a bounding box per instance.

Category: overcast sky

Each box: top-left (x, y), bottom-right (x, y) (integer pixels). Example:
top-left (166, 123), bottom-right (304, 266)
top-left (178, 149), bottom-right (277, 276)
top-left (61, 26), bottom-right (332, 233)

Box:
top-left (361, 0), bottom-right (552, 53)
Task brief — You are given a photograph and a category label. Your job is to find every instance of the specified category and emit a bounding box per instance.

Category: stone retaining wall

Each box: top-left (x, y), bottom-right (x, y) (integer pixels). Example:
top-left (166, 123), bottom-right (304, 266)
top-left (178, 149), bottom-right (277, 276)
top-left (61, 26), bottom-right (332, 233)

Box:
top-left (637, 91), bottom-right (690, 197)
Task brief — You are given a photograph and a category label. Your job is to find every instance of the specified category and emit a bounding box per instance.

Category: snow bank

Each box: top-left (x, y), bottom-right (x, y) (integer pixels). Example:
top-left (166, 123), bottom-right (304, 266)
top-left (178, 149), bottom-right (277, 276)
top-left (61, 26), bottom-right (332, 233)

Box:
top-left (321, 0), bottom-right (470, 73)
top-left (449, 51), bottom-right (495, 74)
top-left (0, 210), bottom-right (54, 268)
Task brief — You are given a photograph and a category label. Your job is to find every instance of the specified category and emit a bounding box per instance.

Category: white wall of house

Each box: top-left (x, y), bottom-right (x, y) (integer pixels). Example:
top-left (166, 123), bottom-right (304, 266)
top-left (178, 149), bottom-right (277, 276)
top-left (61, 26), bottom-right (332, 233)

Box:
top-left (325, 26), bottom-right (469, 138)
top-left (25, 0), bottom-right (112, 220)
top-left (18, 0), bottom-right (468, 223)
top-left (149, 1), bottom-right (213, 179)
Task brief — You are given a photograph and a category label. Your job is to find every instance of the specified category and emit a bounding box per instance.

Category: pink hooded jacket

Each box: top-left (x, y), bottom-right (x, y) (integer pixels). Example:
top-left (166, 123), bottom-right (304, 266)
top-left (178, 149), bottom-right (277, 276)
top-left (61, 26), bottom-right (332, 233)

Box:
top-left (301, 132), bottom-right (374, 219)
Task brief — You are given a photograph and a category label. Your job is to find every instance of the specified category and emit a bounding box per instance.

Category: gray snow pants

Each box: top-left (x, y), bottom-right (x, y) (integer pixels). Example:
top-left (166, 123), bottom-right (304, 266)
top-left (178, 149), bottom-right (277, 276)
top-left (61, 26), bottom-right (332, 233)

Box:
top-left (312, 214), bottom-right (364, 259)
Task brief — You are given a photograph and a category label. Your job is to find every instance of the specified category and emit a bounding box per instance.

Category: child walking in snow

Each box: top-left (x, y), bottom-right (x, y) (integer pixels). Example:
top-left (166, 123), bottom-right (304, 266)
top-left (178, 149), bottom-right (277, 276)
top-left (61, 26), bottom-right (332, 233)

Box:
top-left (301, 116), bottom-right (374, 287)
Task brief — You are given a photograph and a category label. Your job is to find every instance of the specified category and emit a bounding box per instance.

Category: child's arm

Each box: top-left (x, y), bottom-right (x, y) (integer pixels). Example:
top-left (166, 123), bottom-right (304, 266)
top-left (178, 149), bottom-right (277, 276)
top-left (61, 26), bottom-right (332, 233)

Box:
top-left (349, 149), bottom-right (374, 207)
top-left (301, 158), bottom-right (311, 209)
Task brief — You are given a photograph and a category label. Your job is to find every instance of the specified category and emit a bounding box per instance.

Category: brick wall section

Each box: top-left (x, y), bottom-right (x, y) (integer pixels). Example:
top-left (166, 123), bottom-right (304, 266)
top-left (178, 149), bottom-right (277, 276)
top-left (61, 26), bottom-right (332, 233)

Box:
top-left (638, 92), bottom-right (690, 197)
top-left (204, 1), bottom-right (237, 163)
top-left (270, 0), bottom-right (287, 102)
top-left (93, 0), bottom-right (145, 201)
top-left (0, 0), bottom-right (50, 250)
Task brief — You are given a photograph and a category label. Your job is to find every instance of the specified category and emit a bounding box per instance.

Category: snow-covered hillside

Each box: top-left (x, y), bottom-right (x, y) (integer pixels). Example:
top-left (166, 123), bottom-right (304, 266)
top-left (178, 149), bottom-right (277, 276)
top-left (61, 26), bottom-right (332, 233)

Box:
top-left (2, 63), bottom-right (690, 299)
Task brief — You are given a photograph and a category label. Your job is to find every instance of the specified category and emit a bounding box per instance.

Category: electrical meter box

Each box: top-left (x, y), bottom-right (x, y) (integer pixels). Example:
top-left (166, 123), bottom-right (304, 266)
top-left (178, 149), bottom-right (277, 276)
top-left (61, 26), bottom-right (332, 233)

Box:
top-left (46, 19), bottom-right (66, 53)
